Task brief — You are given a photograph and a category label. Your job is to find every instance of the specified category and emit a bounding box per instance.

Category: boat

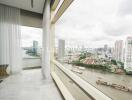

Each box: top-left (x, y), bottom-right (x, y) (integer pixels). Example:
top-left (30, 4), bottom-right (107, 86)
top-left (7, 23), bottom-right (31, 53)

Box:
top-left (96, 80), bottom-right (132, 92)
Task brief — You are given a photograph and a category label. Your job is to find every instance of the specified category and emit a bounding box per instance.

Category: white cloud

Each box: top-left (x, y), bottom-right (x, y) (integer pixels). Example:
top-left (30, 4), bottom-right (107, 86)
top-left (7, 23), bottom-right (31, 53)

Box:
top-left (119, 0), bottom-right (132, 15)
top-left (21, 26), bottom-right (42, 47)
top-left (56, 0), bottom-right (132, 48)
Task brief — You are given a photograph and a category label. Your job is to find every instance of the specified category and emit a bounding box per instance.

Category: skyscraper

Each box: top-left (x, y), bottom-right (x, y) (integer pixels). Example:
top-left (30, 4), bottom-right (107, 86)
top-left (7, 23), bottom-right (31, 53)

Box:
top-left (111, 47), bottom-right (115, 59)
top-left (124, 37), bottom-right (132, 72)
top-left (58, 39), bottom-right (65, 59)
top-left (33, 41), bottom-right (38, 55)
top-left (114, 40), bottom-right (123, 62)
top-left (104, 44), bottom-right (108, 52)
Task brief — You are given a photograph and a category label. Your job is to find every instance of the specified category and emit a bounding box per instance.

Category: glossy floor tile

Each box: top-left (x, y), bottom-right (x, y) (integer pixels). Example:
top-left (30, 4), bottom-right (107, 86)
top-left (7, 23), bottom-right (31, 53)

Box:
top-left (0, 69), bottom-right (63, 100)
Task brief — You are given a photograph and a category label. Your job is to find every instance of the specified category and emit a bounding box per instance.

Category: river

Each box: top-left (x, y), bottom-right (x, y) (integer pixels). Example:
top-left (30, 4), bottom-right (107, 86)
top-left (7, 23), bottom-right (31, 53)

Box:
top-left (63, 63), bottom-right (132, 100)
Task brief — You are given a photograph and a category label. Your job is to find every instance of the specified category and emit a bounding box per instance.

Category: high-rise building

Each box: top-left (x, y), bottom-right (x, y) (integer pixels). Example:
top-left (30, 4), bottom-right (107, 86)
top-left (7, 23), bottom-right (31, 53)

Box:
top-left (33, 41), bottom-right (38, 55)
top-left (114, 40), bottom-right (123, 62)
top-left (58, 39), bottom-right (65, 59)
top-left (111, 47), bottom-right (115, 59)
top-left (104, 44), bottom-right (108, 52)
top-left (124, 37), bottom-right (132, 72)
top-left (122, 48), bottom-right (125, 62)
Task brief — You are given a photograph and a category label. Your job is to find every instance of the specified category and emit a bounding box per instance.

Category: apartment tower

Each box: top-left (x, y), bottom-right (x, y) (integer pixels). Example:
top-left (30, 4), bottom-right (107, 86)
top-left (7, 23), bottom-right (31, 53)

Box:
top-left (114, 40), bottom-right (123, 62)
top-left (124, 37), bottom-right (132, 71)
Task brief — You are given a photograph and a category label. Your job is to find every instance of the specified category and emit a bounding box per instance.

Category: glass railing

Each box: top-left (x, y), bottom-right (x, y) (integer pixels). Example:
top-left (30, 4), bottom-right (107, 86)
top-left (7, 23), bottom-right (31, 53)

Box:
top-left (22, 57), bottom-right (41, 69)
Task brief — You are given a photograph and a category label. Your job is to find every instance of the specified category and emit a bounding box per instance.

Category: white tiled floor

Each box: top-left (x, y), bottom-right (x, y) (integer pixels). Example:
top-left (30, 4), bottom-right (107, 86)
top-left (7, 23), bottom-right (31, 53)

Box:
top-left (0, 69), bottom-right (63, 100)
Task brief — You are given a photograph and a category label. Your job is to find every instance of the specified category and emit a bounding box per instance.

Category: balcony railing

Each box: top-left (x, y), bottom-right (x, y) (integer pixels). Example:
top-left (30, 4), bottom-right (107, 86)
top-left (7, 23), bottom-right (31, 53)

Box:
top-left (51, 59), bottom-right (112, 100)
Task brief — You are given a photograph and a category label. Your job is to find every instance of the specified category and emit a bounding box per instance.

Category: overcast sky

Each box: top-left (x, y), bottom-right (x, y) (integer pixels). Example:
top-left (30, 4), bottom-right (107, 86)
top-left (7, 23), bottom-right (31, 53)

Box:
top-left (55, 0), bottom-right (132, 48)
top-left (21, 26), bottom-right (42, 47)
top-left (21, 0), bottom-right (132, 48)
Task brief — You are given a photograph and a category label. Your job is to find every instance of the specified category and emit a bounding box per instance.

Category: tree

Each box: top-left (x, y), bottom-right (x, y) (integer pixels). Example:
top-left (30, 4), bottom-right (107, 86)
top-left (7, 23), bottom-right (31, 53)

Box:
top-left (111, 59), bottom-right (117, 65)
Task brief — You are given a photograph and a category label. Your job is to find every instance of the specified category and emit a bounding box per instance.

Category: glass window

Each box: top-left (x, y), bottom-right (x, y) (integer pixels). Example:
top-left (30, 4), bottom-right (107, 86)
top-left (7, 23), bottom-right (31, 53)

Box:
top-left (55, 0), bottom-right (132, 99)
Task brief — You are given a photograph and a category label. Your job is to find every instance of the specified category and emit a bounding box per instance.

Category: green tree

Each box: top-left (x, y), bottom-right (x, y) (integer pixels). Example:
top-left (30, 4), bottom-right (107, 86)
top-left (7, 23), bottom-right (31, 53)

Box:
top-left (111, 59), bottom-right (117, 65)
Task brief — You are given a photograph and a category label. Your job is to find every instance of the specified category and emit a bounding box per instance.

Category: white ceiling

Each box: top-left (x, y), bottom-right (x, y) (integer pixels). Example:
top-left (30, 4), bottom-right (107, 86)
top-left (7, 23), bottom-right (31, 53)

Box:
top-left (0, 0), bottom-right (45, 13)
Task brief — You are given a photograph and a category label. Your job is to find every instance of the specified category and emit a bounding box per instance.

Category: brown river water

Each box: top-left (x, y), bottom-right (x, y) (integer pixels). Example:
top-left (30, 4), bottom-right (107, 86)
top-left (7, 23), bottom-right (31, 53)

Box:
top-left (63, 63), bottom-right (132, 100)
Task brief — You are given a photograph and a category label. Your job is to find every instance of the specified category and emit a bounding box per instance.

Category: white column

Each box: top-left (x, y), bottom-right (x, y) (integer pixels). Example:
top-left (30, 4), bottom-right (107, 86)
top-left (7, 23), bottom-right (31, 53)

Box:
top-left (42, 0), bottom-right (51, 79)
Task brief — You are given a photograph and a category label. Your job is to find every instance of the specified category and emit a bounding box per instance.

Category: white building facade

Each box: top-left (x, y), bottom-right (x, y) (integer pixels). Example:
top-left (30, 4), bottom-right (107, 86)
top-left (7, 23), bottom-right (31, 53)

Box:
top-left (114, 40), bottom-right (123, 62)
top-left (124, 37), bottom-right (132, 71)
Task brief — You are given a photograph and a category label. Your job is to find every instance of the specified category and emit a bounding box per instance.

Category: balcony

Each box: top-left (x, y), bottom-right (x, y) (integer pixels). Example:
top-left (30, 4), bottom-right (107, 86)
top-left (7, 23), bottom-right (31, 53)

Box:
top-left (0, 0), bottom-right (113, 100)
top-left (0, 69), bottom-right (63, 100)
top-left (0, 61), bottom-right (112, 100)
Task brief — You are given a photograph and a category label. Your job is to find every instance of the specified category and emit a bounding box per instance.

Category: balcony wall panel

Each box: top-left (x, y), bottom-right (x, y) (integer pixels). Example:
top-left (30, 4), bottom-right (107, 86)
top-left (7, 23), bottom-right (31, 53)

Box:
top-left (20, 10), bottom-right (43, 28)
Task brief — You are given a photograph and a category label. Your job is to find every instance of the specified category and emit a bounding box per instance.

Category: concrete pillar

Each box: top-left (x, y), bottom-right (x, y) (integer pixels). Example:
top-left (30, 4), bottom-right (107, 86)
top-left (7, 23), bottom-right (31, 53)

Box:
top-left (42, 0), bottom-right (51, 79)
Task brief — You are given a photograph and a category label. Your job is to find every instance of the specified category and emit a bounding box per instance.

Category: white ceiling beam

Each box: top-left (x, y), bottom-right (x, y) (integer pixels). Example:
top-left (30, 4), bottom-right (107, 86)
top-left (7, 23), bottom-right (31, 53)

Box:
top-left (51, 0), bottom-right (60, 11)
top-left (51, 0), bottom-right (74, 24)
